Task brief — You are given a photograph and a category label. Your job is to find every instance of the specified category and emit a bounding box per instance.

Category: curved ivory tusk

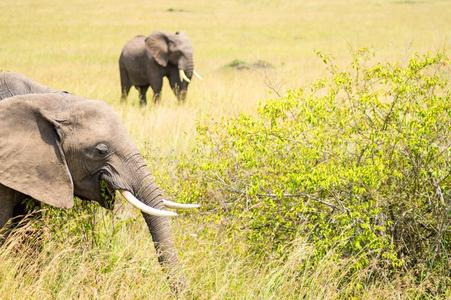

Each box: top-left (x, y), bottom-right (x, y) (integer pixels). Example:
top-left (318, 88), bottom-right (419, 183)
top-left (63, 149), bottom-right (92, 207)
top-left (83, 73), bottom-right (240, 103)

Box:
top-left (193, 70), bottom-right (203, 80)
top-left (179, 69), bottom-right (191, 83)
top-left (162, 199), bottom-right (200, 209)
top-left (120, 190), bottom-right (178, 217)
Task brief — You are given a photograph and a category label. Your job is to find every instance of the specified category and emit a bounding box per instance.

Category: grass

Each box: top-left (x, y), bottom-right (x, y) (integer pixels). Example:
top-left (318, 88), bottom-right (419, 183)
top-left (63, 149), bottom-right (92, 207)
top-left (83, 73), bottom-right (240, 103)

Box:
top-left (0, 0), bottom-right (450, 298)
top-left (0, 211), bottom-right (435, 299)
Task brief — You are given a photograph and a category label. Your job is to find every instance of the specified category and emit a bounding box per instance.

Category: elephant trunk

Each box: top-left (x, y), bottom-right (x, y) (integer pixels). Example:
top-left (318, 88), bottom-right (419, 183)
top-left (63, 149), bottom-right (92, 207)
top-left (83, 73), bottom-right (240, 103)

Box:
top-left (185, 62), bottom-right (194, 78)
top-left (132, 167), bottom-right (186, 294)
top-left (178, 60), bottom-right (194, 101)
top-left (178, 56), bottom-right (194, 78)
top-left (184, 61), bottom-right (194, 78)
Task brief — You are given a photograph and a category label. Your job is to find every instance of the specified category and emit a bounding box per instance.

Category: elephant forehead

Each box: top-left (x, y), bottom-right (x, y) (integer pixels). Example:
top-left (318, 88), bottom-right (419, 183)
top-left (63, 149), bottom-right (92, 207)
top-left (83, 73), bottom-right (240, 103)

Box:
top-left (71, 100), bottom-right (131, 140)
top-left (78, 116), bottom-right (128, 141)
top-left (178, 40), bottom-right (192, 52)
top-left (73, 101), bottom-right (122, 125)
top-left (69, 121), bottom-right (135, 154)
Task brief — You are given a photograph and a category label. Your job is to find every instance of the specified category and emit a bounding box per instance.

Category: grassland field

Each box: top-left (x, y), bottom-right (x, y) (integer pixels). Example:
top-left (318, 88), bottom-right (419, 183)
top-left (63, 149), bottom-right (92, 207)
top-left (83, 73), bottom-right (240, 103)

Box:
top-left (0, 0), bottom-right (450, 299)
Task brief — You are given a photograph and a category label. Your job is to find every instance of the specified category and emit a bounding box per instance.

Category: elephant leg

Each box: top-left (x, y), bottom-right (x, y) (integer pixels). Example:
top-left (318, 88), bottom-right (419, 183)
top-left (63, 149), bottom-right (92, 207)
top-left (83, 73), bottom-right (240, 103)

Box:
top-left (168, 72), bottom-right (186, 102)
top-left (137, 85), bottom-right (149, 106)
top-left (152, 92), bottom-right (161, 103)
top-left (119, 61), bottom-right (131, 102)
top-left (0, 190), bottom-right (18, 245)
top-left (121, 85), bottom-right (131, 103)
top-left (177, 90), bottom-right (187, 102)
top-left (0, 199), bottom-right (42, 250)
top-left (12, 199), bottom-right (41, 226)
top-left (1, 198), bottom-right (41, 245)
top-left (0, 198), bottom-right (15, 231)
top-left (171, 83), bottom-right (183, 102)
top-left (150, 77), bottom-right (163, 104)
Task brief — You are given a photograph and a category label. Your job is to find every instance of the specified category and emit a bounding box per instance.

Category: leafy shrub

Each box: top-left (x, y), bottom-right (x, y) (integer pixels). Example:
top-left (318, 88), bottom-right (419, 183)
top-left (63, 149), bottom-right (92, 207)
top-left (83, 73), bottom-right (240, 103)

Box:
top-left (173, 50), bottom-right (450, 281)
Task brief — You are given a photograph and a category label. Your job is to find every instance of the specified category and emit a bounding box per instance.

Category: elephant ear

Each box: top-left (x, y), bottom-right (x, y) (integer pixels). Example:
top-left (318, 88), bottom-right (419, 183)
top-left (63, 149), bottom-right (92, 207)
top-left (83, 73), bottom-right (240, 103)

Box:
top-left (145, 32), bottom-right (169, 67)
top-left (0, 94), bottom-right (74, 208)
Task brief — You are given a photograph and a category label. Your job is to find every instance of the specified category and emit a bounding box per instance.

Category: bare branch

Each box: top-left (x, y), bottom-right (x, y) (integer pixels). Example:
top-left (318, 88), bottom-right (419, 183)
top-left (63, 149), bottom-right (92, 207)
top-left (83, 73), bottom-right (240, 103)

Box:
top-left (208, 172), bottom-right (343, 211)
top-left (222, 187), bottom-right (341, 211)
top-left (262, 69), bottom-right (284, 97)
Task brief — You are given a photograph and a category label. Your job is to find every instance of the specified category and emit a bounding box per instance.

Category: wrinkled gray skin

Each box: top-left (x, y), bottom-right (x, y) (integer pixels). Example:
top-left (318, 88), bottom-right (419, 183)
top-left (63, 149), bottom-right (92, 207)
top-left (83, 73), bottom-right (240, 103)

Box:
top-left (0, 72), bottom-right (59, 100)
top-left (119, 31), bottom-right (194, 105)
top-left (0, 93), bottom-right (185, 293)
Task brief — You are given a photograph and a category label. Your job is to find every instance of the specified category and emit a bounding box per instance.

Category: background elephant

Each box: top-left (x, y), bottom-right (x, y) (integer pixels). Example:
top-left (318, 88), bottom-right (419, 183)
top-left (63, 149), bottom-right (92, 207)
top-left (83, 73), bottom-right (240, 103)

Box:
top-left (0, 72), bottom-right (62, 100)
top-left (119, 31), bottom-right (201, 105)
top-left (0, 93), bottom-right (198, 293)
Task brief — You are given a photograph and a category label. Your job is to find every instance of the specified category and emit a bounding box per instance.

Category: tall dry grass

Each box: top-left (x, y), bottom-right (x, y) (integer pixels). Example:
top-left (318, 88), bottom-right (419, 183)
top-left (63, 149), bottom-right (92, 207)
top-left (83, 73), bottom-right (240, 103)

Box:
top-left (0, 210), bottom-right (435, 299)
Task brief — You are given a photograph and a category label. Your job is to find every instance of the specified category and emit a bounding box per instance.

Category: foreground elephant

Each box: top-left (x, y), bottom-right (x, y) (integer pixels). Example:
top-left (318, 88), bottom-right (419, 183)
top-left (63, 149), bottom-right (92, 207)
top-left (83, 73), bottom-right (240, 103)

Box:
top-left (0, 93), bottom-right (198, 293)
top-left (119, 31), bottom-right (202, 105)
top-left (0, 72), bottom-right (59, 100)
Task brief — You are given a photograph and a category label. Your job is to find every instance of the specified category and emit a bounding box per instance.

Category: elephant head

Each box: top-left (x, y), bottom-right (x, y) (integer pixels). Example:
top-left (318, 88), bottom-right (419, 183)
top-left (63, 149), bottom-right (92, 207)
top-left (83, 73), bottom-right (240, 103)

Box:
top-left (0, 93), bottom-right (197, 292)
top-left (145, 31), bottom-right (201, 100)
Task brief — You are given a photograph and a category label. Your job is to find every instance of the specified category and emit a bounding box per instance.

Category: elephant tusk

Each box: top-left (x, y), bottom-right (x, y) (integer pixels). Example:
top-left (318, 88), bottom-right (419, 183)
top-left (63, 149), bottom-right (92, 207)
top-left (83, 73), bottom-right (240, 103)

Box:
top-left (193, 70), bottom-right (203, 80)
top-left (162, 199), bottom-right (200, 209)
top-left (120, 190), bottom-right (178, 217)
top-left (179, 69), bottom-right (191, 83)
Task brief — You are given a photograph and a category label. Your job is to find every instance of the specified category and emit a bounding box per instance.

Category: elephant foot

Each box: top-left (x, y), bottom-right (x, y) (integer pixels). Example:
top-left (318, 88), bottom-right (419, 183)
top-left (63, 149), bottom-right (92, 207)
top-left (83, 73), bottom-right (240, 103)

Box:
top-left (152, 93), bottom-right (161, 104)
top-left (176, 92), bottom-right (187, 103)
top-left (167, 272), bottom-right (188, 296)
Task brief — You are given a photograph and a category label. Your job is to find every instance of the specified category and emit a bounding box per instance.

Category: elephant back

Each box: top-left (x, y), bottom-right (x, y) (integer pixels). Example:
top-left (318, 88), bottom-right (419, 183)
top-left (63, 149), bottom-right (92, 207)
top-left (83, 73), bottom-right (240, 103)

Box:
top-left (0, 72), bottom-right (55, 101)
top-left (0, 73), bottom-right (13, 100)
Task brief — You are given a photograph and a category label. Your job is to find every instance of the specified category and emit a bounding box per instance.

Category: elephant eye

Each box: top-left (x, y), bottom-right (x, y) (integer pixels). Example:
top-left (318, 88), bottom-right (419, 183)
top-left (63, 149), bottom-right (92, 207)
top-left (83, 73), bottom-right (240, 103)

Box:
top-left (95, 143), bottom-right (109, 155)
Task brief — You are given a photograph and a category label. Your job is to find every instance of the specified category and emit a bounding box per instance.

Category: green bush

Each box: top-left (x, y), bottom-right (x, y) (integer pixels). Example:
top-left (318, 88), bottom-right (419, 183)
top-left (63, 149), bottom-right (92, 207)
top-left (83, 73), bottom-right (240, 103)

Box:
top-left (173, 50), bottom-right (450, 282)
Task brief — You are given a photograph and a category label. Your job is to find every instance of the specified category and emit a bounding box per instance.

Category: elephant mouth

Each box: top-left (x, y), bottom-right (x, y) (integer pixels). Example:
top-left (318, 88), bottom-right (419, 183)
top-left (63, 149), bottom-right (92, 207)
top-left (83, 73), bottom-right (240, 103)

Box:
top-left (98, 175), bottom-right (116, 210)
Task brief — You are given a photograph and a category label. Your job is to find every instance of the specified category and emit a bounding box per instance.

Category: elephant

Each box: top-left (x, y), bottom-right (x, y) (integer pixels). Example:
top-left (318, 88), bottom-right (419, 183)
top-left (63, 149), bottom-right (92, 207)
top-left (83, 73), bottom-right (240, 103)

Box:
top-left (0, 72), bottom-right (62, 100)
top-left (0, 92), bottom-right (199, 293)
top-left (119, 31), bottom-right (202, 105)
